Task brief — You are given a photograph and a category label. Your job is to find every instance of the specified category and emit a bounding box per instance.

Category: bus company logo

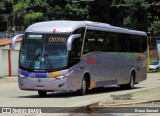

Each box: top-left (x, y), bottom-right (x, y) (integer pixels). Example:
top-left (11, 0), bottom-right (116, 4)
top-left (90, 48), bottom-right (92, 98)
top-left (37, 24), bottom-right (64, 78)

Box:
top-left (86, 57), bottom-right (96, 64)
top-left (29, 73), bottom-right (35, 78)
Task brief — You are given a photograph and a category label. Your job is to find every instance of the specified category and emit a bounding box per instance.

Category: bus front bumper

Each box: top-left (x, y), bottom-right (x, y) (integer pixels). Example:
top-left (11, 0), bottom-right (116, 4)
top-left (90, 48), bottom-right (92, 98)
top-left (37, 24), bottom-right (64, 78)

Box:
top-left (18, 77), bottom-right (70, 92)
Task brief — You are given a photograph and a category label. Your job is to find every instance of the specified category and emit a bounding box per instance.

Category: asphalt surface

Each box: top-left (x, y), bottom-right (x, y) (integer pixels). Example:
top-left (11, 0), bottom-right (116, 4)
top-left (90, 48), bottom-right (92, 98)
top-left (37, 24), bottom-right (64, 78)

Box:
top-left (0, 73), bottom-right (160, 115)
top-left (0, 73), bottom-right (160, 107)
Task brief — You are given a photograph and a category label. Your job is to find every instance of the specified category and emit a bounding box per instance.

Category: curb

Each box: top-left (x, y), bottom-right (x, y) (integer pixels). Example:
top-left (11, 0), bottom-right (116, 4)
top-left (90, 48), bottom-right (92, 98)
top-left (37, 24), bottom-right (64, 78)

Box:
top-left (98, 87), bottom-right (160, 106)
top-left (98, 99), bottom-right (160, 106)
top-left (1, 76), bottom-right (18, 79)
top-left (0, 76), bottom-right (18, 83)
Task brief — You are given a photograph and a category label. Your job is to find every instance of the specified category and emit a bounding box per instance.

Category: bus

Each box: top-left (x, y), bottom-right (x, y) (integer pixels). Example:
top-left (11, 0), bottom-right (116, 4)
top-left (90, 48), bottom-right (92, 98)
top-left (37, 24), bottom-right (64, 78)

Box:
top-left (12, 21), bottom-right (148, 96)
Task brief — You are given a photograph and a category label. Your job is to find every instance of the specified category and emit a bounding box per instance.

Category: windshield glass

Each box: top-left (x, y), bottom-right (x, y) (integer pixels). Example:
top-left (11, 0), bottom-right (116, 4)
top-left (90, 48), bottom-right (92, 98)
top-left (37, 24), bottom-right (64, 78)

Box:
top-left (150, 62), bottom-right (159, 65)
top-left (19, 33), bottom-right (69, 71)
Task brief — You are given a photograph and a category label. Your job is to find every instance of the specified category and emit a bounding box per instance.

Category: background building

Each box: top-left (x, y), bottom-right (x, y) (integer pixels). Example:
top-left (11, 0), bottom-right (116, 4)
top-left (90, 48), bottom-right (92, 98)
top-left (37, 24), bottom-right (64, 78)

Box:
top-left (0, 39), bottom-right (21, 77)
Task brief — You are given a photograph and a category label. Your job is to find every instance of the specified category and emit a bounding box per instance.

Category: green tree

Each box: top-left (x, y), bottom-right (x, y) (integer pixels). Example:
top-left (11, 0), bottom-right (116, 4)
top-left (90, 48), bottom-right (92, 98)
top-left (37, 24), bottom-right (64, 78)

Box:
top-left (13, 0), bottom-right (47, 28)
top-left (112, 0), bottom-right (150, 31)
top-left (47, 0), bottom-right (89, 20)
top-left (123, 0), bottom-right (149, 31)
top-left (89, 0), bottom-right (113, 22)
top-left (148, 20), bottom-right (160, 35)
top-left (13, 0), bottom-right (29, 31)
top-left (13, 1), bottom-right (28, 16)
top-left (0, 1), bottom-right (5, 31)
top-left (25, 12), bottom-right (43, 25)
top-left (1, 0), bottom-right (160, 34)
top-left (64, 0), bottom-right (89, 20)
top-left (46, 0), bottom-right (67, 20)
top-left (0, 1), bottom-right (6, 14)
top-left (0, 0), bottom-right (13, 31)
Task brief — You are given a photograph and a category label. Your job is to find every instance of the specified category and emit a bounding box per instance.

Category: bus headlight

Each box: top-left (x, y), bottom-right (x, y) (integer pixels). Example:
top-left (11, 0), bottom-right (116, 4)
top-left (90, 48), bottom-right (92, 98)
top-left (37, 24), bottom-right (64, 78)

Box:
top-left (55, 71), bottom-right (73, 79)
top-left (19, 74), bottom-right (26, 78)
top-left (55, 75), bottom-right (67, 79)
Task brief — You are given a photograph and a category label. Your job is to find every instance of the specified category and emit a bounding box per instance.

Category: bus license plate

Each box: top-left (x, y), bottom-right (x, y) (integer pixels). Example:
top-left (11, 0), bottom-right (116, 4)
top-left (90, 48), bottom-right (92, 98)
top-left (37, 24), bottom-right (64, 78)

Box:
top-left (36, 85), bottom-right (44, 90)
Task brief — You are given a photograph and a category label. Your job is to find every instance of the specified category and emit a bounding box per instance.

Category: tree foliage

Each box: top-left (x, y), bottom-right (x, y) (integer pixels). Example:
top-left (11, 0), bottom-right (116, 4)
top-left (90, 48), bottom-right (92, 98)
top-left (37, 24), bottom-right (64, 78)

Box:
top-left (123, 0), bottom-right (149, 30)
top-left (89, 0), bottom-right (113, 22)
top-left (64, 1), bottom-right (89, 20)
top-left (0, 0), bottom-right (160, 35)
top-left (148, 21), bottom-right (160, 35)
top-left (25, 12), bottom-right (43, 25)
top-left (13, 1), bottom-right (28, 16)
top-left (112, 0), bottom-right (150, 31)
top-left (0, 0), bottom-right (13, 31)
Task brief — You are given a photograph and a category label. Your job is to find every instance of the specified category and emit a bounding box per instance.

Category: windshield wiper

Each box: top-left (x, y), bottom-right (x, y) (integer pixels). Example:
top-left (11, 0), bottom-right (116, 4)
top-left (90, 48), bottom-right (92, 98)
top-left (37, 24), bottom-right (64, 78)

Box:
top-left (28, 48), bottom-right (42, 70)
top-left (44, 52), bottom-right (53, 69)
top-left (28, 53), bottom-right (40, 71)
top-left (19, 65), bottom-right (31, 72)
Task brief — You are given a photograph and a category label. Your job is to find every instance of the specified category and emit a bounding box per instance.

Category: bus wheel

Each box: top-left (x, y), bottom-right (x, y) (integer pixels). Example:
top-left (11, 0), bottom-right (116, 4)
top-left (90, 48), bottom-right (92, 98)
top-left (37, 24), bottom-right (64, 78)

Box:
top-left (120, 73), bottom-right (135, 89)
top-left (78, 77), bottom-right (88, 95)
top-left (38, 91), bottom-right (47, 97)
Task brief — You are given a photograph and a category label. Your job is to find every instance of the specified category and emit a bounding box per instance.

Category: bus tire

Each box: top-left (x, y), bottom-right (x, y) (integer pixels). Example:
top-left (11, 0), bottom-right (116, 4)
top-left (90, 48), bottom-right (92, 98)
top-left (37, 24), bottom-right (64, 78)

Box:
top-left (78, 77), bottom-right (88, 95)
top-left (128, 72), bottom-right (135, 89)
top-left (120, 72), bottom-right (135, 89)
top-left (38, 91), bottom-right (47, 97)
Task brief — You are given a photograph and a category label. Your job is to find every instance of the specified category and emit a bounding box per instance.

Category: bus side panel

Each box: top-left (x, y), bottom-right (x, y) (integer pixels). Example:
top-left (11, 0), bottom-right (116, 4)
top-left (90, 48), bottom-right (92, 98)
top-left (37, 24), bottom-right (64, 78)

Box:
top-left (134, 52), bottom-right (148, 83)
top-left (67, 62), bottom-right (86, 91)
top-left (82, 53), bottom-right (100, 89)
top-left (68, 52), bottom-right (147, 91)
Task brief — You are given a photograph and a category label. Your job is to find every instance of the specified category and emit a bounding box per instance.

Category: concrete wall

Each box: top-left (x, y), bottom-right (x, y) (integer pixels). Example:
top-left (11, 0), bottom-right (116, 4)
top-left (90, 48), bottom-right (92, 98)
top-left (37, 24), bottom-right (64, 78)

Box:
top-left (0, 44), bottom-right (10, 77)
top-left (2, 50), bottom-right (9, 76)
top-left (0, 41), bottom-right (21, 77)
top-left (0, 47), bottom-right (2, 77)
top-left (12, 42), bottom-right (21, 75)
top-left (11, 50), bottom-right (19, 75)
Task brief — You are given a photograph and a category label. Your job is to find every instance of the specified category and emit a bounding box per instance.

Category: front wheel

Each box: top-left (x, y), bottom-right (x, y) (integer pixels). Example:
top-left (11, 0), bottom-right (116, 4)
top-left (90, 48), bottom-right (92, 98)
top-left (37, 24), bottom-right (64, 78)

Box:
top-left (78, 77), bottom-right (88, 95)
top-left (38, 91), bottom-right (47, 97)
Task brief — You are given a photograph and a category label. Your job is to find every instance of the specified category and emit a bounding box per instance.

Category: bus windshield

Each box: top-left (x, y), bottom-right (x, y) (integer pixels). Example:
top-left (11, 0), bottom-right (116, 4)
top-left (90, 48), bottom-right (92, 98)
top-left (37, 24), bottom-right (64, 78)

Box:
top-left (19, 33), bottom-right (69, 71)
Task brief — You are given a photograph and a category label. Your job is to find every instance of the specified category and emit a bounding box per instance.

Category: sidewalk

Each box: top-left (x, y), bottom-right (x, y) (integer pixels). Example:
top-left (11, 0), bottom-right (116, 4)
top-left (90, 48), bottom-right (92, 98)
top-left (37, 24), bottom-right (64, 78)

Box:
top-left (98, 87), bottom-right (160, 107)
top-left (0, 76), bottom-right (18, 83)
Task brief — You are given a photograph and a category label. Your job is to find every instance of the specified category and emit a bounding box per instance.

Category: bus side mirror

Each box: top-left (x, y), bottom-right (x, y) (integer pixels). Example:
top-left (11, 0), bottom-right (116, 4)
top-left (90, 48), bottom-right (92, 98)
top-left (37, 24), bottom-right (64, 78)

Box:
top-left (67, 34), bottom-right (81, 51)
top-left (11, 34), bottom-right (24, 50)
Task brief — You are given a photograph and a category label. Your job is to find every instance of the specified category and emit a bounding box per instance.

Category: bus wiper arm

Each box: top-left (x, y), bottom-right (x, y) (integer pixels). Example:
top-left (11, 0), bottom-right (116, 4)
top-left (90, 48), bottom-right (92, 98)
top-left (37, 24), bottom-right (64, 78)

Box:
top-left (44, 53), bottom-right (53, 69)
top-left (28, 53), bottom-right (40, 70)
top-left (28, 48), bottom-right (42, 70)
top-left (19, 65), bottom-right (32, 72)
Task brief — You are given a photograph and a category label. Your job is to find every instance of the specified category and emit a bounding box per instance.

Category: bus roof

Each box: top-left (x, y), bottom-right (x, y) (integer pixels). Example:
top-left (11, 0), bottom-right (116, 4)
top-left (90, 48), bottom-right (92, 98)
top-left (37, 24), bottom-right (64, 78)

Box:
top-left (25, 20), bottom-right (147, 36)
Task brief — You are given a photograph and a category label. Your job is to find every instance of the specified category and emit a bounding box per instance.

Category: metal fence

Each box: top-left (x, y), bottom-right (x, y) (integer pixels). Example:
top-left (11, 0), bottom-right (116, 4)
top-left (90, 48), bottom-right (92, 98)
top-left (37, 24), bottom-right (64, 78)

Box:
top-left (0, 31), bottom-right (23, 39)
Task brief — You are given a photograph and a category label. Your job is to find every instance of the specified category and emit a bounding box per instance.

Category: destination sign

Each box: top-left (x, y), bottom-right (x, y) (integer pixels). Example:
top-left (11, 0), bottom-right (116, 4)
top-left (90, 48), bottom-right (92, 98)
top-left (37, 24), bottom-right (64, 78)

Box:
top-left (27, 34), bottom-right (42, 39)
top-left (49, 37), bottom-right (67, 42)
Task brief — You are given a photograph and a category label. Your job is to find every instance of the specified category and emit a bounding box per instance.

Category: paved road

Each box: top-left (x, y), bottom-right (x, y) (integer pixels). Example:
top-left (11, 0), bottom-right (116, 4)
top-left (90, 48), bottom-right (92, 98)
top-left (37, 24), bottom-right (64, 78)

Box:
top-left (0, 73), bottom-right (160, 108)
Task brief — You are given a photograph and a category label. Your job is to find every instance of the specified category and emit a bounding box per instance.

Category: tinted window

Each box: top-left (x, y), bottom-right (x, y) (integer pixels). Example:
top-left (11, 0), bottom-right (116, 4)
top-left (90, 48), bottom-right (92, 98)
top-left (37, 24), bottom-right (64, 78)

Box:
top-left (68, 37), bottom-right (83, 66)
top-left (20, 33), bottom-right (69, 71)
top-left (83, 30), bottom-right (147, 54)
